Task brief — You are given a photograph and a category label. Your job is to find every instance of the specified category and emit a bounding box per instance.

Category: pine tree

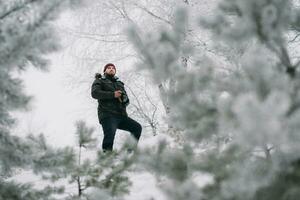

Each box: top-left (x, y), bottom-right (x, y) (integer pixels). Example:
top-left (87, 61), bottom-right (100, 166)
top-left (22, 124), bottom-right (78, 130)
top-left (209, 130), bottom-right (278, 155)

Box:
top-left (129, 1), bottom-right (300, 199)
top-left (62, 120), bottom-right (134, 199)
top-left (0, 1), bottom-right (80, 199)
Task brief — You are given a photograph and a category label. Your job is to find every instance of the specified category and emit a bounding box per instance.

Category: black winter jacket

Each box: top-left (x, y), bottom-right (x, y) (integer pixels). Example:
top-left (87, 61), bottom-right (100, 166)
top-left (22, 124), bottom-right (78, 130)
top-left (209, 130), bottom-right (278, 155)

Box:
top-left (91, 74), bottom-right (129, 122)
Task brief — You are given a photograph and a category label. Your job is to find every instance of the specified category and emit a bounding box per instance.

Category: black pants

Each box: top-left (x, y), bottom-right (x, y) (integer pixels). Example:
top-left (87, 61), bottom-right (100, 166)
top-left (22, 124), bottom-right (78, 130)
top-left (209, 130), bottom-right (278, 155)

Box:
top-left (100, 115), bottom-right (142, 151)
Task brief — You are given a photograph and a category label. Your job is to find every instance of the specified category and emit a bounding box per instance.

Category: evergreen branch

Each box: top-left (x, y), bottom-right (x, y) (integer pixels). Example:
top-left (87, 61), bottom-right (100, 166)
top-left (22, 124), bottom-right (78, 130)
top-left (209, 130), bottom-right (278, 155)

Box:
top-left (0, 0), bottom-right (37, 20)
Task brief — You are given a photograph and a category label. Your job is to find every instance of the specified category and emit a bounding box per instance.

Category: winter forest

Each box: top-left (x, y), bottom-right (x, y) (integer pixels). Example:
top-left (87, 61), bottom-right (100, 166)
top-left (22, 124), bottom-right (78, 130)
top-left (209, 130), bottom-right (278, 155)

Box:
top-left (2, 0), bottom-right (300, 199)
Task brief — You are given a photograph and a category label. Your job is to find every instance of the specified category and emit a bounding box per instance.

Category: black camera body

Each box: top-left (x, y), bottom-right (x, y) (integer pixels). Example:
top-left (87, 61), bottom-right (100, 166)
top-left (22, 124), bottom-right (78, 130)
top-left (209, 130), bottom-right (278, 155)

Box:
top-left (119, 90), bottom-right (129, 105)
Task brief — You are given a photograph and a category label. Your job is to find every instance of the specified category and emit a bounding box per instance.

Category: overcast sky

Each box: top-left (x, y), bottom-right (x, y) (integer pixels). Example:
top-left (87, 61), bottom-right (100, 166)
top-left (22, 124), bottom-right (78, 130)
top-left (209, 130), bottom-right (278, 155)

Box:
top-left (11, 10), bottom-right (99, 148)
top-left (11, 9), bottom-right (149, 149)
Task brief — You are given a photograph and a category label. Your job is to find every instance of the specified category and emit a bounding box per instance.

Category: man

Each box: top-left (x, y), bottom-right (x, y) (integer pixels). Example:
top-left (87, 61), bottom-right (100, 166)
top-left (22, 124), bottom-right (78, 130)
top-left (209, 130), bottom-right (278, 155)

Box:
top-left (91, 63), bottom-right (142, 152)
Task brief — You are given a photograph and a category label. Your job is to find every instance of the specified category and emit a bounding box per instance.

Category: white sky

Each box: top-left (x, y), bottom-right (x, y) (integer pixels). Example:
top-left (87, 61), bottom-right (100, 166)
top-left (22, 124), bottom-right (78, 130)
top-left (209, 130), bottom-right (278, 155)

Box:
top-left (11, 3), bottom-right (159, 169)
top-left (12, 10), bottom-right (100, 148)
top-left (11, 7), bottom-right (165, 148)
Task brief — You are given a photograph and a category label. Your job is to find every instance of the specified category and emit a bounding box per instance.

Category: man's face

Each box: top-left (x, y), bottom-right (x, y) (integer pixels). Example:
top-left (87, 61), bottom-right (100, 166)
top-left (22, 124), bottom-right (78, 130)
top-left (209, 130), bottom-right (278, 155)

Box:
top-left (105, 65), bottom-right (116, 75)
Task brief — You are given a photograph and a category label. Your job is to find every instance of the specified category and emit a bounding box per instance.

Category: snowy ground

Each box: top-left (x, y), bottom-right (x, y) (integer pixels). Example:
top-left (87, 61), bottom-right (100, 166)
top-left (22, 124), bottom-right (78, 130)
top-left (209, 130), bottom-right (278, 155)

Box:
top-left (11, 132), bottom-right (169, 199)
top-left (124, 172), bottom-right (167, 200)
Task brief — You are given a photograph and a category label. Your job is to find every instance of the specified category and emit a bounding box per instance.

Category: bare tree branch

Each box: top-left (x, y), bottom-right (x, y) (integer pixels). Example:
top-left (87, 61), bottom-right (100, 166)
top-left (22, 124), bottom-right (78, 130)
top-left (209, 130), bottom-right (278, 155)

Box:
top-left (126, 84), bottom-right (158, 135)
top-left (133, 3), bottom-right (172, 26)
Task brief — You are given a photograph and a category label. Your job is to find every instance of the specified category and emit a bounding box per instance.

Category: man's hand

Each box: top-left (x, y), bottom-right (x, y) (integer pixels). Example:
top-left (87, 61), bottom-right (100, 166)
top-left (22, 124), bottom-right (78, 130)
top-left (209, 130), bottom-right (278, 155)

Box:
top-left (114, 90), bottom-right (122, 98)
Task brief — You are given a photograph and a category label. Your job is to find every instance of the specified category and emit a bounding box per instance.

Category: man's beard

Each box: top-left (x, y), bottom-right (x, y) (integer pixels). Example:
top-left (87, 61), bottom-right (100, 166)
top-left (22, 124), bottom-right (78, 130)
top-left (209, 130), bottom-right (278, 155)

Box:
top-left (105, 72), bottom-right (115, 77)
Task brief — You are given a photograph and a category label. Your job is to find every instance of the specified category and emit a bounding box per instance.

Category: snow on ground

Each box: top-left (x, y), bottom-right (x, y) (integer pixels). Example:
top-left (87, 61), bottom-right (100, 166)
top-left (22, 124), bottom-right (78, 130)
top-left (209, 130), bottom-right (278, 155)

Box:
top-left (124, 172), bottom-right (167, 200)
